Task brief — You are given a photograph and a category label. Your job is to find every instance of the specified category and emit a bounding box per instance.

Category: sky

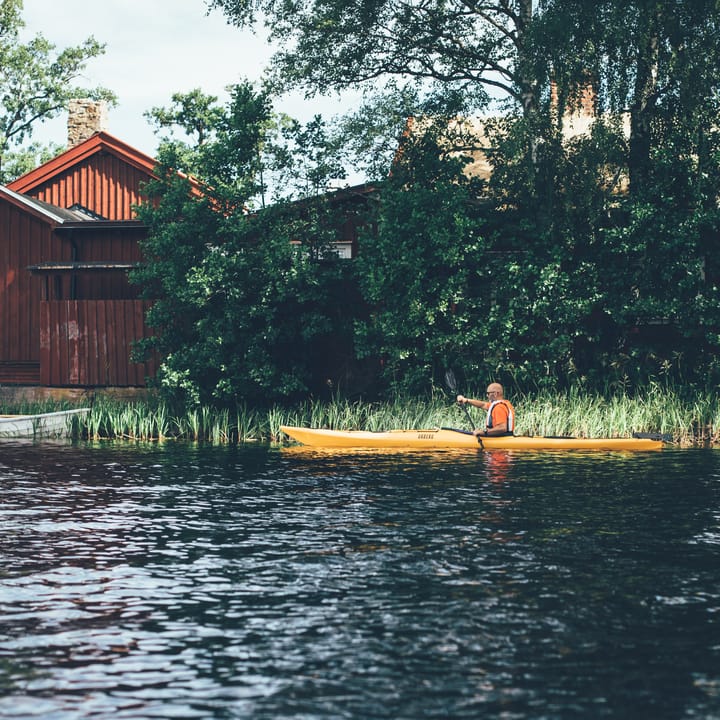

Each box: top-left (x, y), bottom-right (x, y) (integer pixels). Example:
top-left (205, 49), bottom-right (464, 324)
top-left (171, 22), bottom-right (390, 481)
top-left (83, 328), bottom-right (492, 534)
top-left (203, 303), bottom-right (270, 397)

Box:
top-left (20, 0), bottom-right (359, 159)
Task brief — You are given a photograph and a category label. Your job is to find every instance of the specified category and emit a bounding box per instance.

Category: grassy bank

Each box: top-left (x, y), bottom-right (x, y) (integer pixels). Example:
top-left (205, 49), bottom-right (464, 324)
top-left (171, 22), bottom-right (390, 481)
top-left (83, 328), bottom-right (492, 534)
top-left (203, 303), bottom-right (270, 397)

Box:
top-left (518, 385), bottom-right (719, 446)
top-left (3, 385), bottom-right (716, 446)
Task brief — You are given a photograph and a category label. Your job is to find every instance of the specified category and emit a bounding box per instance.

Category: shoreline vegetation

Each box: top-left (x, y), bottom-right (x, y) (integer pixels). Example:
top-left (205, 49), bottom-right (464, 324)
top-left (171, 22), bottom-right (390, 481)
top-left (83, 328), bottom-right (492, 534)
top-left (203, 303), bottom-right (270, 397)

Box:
top-left (3, 384), bottom-right (719, 447)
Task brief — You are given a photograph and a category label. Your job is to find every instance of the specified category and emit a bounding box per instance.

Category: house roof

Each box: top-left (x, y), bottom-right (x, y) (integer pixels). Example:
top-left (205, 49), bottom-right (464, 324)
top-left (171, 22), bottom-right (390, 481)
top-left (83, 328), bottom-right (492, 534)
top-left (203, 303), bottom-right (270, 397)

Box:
top-left (0, 185), bottom-right (147, 231)
top-left (0, 185), bottom-right (92, 224)
top-left (6, 131), bottom-right (158, 195)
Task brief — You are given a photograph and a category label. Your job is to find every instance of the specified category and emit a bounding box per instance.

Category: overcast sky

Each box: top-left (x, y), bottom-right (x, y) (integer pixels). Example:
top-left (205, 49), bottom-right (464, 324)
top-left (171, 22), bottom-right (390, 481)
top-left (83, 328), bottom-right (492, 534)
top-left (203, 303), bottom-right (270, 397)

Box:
top-left (20, 0), bottom-right (357, 158)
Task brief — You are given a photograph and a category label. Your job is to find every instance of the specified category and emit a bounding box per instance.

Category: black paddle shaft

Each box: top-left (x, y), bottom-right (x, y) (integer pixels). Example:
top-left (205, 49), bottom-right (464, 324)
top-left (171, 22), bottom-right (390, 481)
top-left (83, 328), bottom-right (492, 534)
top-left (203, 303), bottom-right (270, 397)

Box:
top-left (444, 370), bottom-right (476, 431)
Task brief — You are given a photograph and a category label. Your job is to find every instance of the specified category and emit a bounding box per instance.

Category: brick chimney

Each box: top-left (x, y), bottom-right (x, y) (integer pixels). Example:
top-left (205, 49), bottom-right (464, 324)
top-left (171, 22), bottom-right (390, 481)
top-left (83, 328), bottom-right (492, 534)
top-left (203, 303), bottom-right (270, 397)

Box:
top-left (67, 99), bottom-right (108, 148)
top-left (550, 80), bottom-right (597, 118)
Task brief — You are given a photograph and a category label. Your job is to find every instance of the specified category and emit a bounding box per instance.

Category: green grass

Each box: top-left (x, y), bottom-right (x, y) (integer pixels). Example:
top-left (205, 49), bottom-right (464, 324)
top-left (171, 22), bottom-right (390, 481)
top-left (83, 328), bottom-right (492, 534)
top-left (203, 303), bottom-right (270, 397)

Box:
top-left (2, 384), bottom-right (718, 446)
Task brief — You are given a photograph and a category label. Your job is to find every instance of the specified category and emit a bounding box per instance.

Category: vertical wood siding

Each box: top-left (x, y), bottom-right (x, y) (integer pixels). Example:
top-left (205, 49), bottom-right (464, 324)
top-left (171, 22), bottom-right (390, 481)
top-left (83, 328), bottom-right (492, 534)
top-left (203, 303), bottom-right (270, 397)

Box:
top-left (27, 154), bottom-right (149, 220)
top-left (40, 300), bottom-right (156, 387)
top-left (0, 203), bottom-right (70, 365)
top-left (65, 226), bottom-right (146, 300)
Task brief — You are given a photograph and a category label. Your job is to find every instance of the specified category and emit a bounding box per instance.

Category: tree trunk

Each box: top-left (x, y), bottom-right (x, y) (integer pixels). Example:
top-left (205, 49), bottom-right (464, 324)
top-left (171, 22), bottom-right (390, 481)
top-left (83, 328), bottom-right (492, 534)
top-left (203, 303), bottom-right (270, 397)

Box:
top-left (628, 10), bottom-right (660, 195)
top-left (517, 0), bottom-right (539, 117)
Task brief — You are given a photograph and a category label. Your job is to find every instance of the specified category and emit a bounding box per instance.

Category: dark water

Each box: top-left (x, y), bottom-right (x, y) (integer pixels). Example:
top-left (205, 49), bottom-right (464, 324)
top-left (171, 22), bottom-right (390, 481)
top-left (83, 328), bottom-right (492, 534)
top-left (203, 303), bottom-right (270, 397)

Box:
top-left (0, 442), bottom-right (719, 719)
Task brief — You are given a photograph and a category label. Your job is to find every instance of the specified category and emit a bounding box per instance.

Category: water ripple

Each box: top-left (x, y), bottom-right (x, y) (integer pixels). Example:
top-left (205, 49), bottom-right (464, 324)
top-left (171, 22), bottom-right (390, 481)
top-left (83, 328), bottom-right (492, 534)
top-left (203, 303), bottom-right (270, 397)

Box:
top-left (0, 444), bottom-right (718, 718)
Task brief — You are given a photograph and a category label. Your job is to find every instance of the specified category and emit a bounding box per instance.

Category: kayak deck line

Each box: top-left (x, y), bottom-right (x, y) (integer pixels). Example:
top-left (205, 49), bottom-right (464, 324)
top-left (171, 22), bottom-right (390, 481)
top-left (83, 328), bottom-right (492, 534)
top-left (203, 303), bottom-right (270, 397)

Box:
top-left (279, 425), bottom-right (665, 451)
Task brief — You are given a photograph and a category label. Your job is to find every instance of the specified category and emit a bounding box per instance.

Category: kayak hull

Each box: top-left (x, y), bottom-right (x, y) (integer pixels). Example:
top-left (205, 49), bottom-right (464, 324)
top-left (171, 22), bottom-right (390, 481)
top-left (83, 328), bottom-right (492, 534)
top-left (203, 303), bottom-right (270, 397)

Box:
top-left (279, 425), bottom-right (664, 451)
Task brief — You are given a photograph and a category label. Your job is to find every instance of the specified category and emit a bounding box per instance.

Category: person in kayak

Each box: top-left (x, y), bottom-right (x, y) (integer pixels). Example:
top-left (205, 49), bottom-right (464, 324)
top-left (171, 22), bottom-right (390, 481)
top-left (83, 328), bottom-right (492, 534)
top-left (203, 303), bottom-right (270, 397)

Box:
top-left (456, 383), bottom-right (515, 436)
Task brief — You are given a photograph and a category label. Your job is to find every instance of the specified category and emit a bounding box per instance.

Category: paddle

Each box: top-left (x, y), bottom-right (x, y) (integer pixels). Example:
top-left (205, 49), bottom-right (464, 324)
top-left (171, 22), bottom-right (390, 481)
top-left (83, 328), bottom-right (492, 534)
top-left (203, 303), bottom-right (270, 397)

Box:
top-left (444, 369), bottom-right (476, 431)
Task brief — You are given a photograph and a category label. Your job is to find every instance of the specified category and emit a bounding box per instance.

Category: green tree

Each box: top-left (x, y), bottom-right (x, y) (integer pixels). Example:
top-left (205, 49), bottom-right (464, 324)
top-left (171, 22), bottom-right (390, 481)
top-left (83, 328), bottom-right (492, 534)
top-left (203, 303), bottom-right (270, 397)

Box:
top-left (209, 0), bottom-right (540, 114)
top-left (355, 118), bottom-right (486, 393)
top-left (540, 0), bottom-right (720, 196)
top-left (537, 0), bottom-right (720, 383)
top-left (0, 0), bottom-right (115, 180)
top-left (145, 88), bottom-right (226, 147)
top-left (272, 114), bottom-right (347, 198)
top-left (133, 81), bottom-right (361, 406)
top-left (1, 139), bottom-right (63, 179)
top-left (144, 85), bottom-right (268, 200)
top-left (145, 87), bottom-right (349, 207)
top-left (207, 0), bottom-right (720, 393)
top-left (448, 1), bottom-right (720, 388)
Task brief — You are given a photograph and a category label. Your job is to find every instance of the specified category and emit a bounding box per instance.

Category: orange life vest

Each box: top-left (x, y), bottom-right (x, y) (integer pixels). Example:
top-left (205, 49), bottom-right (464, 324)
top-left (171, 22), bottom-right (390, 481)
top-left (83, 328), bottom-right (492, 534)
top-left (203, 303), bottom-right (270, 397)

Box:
top-left (486, 399), bottom-right (515, 434)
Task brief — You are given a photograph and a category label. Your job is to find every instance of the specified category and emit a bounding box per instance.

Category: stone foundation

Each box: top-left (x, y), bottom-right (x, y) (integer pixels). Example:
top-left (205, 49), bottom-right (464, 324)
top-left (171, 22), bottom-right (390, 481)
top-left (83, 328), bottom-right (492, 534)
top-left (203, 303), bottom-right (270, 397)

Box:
top-left (0, 386), bottom-right (152, 405)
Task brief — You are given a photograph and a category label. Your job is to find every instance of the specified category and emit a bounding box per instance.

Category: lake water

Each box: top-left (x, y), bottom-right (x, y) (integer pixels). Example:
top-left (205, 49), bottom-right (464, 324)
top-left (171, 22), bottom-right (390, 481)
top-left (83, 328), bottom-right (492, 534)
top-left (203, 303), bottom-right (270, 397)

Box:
top-left (0, 441), bottom-right (719, 719)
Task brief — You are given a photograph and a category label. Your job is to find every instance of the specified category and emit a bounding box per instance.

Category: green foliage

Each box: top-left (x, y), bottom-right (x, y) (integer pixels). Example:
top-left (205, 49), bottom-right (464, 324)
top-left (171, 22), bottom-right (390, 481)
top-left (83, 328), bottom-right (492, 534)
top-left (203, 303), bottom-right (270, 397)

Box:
top-left (538, 0), bottom-right (720, 196)
top-left (595, 155), bottom-right (720, 385)
top-left (133, 81), bottom-right (360, 408)
top-left (0, 0), bottom-right (115, 180)
top-left (1, 140), bottom-right (64, 179)
top-left (271, 114), bottom-right (348, 198)
top-left (145, 88), bottom-right (227, 147)
top-left (209, 0), bottom-right (535, 112)
top-left (470, 107), bottom-right (720, 390)
top-left (137, 2), bottom-right (720, 400)
top-left (144, 84), bottom-right (271, 203)
top-left (354, 118), bottom-right (487, 393)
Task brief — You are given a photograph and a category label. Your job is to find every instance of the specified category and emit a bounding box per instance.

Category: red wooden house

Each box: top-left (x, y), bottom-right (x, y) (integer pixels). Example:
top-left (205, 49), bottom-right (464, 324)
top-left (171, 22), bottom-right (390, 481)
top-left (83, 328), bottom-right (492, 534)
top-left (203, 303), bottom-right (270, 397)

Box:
top-left (0, 126), bottom-right (157, 389)
top-left (1, 101), bottom-right (377, 395)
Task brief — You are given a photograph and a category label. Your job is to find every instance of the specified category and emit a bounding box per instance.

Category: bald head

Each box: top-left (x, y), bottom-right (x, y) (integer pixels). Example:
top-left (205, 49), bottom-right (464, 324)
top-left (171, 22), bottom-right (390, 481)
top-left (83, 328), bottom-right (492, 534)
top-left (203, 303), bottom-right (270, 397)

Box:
top-left (486, 383), bottom-right (504, 399)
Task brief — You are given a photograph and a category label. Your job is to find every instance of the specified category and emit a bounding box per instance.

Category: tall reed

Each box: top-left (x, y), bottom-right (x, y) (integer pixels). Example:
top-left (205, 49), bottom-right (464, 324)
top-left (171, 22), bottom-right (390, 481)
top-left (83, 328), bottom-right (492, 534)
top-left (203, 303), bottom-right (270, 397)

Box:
top-left (4, 384), bottom-right (716, 446)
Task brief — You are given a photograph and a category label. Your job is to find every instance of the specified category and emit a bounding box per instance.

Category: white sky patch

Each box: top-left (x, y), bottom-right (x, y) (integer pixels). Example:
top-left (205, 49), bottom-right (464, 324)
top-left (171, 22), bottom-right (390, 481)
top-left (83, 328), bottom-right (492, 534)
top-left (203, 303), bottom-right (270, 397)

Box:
top-left (19, 0), bottom-right (360, 159)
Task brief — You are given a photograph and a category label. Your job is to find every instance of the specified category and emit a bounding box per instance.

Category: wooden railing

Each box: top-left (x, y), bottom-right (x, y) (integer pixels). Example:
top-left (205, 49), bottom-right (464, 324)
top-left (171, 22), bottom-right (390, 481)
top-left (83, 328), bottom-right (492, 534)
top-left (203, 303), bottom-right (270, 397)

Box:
top-left (40, 300), bottom-right (156, 387)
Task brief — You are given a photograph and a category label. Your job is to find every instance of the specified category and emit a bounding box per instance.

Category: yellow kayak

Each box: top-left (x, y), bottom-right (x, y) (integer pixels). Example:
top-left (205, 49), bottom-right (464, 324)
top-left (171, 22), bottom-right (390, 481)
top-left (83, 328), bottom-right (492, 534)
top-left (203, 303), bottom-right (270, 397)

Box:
top-left (280, 425), bottom-right (665, 451)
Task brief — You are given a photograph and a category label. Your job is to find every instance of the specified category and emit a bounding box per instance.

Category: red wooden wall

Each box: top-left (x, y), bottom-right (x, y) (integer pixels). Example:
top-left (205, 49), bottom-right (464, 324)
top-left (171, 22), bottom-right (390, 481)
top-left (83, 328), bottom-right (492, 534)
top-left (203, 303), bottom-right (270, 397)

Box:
top-left (0, 201), bottom-right (152, 386)
top-left (0, 202), bottom-right (67, 368)
top-left (55, 225), bottom-right (146, 300)
top-left (1, 134), bottom-right (159, 388)
top-left (40, 300), bottom-right (156, 386)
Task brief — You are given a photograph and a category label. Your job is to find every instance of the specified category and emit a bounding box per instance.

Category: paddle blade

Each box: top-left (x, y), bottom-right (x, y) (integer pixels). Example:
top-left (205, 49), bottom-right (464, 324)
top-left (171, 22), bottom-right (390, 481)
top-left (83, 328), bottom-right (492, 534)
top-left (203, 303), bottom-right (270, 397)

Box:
top-left (632, 431), bottom-right (673, 443)
top-left (444, 369), bottom-right (475, 431)
top-left (444, 369), bottom-right (458, 393)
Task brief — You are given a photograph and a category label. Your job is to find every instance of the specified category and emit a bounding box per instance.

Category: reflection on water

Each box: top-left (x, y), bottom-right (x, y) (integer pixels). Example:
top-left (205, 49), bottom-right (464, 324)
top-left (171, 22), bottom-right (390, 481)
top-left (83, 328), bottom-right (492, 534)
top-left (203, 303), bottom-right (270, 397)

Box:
top-left (0, 442), bottom-right (719, 719)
